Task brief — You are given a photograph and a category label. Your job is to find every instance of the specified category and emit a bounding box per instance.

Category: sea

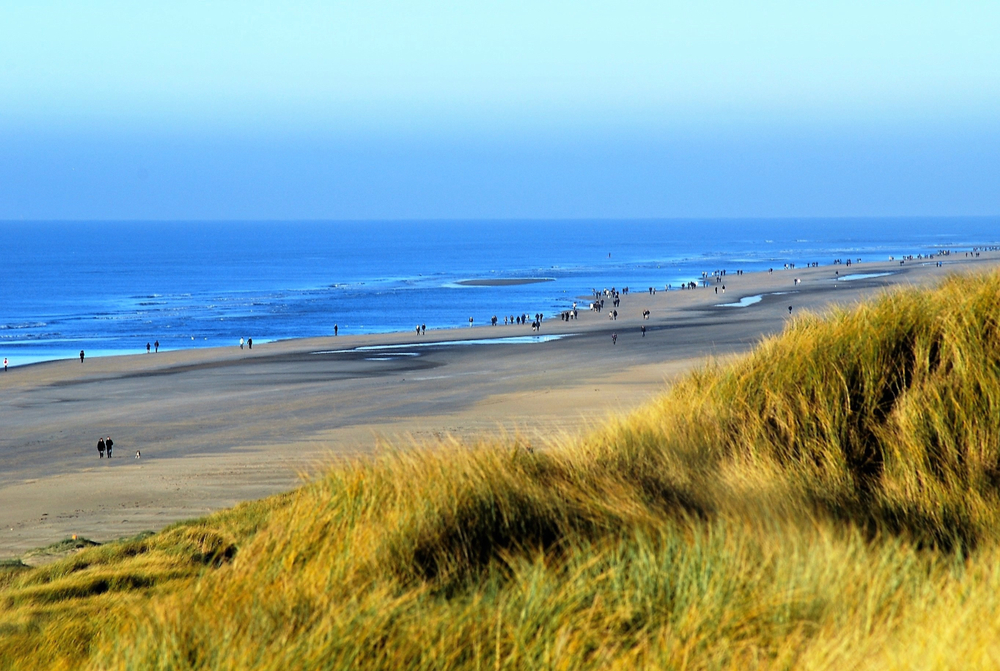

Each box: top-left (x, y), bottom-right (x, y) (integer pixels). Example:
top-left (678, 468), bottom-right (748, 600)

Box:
top-left (2, 218), bottom-right (998, 367)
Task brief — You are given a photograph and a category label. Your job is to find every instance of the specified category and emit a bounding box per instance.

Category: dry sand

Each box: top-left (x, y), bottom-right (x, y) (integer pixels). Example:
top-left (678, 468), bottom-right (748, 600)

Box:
top-left (2, 252), bottom-right (998, 558)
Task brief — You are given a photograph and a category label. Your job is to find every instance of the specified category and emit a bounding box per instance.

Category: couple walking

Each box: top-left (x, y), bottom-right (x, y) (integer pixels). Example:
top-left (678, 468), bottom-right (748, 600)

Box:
top-left (97, 436), bottom-right (114, 458)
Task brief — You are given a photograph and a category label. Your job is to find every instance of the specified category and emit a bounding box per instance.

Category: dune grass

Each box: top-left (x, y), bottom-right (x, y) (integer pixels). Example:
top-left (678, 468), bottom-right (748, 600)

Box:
top-left (4, 271), bottom-right (1000, 669)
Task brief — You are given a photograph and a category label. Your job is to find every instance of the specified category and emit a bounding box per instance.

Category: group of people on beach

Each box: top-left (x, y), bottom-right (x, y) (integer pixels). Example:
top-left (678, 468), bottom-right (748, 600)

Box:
top-left (496, 313), bottom-right (542, 327)
top-left (70, 251), bottom-right (984, 369)
top-left (27, 248), bottom-right (992, 375)
top-left (410, 251), bottom-right (960, 351)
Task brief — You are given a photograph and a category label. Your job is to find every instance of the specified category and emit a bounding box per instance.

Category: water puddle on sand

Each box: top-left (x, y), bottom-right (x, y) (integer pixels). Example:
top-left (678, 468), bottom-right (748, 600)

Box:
top-left (314, 333), bottom-right (575, 355)
top-left (718, 295), bottom-right (763, 308)
top-left (836, 272), bottom-right (895, 282)
top-left (716, 289), bottom-right (800, 308)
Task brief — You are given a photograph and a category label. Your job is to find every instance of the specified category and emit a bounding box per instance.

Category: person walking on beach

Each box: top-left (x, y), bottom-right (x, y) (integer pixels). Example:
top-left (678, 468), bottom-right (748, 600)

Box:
top-left (146, 342), bottom-right (151, 354)
top-left (641, 325), bottom-right (646, 337)
top-left (105, 436), bottom-right (114, 458)
top-left (612, 332), bottom-right (617, 345)
top-left (788, 305), bottom-right (793, 315)
top-left (334, 324), bottom-right (338, 336)
top-left (80, 350), bottom-right (85, 363)
top-left (421, 324), bottom-right (425, 335)
top-left (3, 357), bottom-right (7, 372)
top-left (239, 337), bottom-right (244, 350)
top-left (248, 338), bottom-right (252, 350)
top-left (154, 340), bottom-right (159, 353)
top-left (97, 437), bottom-right (105, 459)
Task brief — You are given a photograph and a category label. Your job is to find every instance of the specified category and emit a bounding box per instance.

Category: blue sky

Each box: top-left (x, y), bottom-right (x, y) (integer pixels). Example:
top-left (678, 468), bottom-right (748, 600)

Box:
top-left (1, 1), bottom-right (998, 219)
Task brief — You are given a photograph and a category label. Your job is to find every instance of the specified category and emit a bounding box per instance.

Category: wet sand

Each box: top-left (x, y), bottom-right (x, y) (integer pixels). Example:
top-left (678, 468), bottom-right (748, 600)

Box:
top-left (2, 252), bottom-right (998, 557)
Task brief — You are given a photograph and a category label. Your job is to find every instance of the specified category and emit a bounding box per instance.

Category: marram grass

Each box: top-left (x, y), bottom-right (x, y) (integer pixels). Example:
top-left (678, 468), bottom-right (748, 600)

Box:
top-left (5, 271), bottom-right (1000, 669)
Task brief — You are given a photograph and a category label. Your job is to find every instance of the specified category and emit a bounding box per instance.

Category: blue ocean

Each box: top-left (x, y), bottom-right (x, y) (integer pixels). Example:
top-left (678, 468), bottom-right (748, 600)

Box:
top-left (2, 218), bottom-right (997, 366)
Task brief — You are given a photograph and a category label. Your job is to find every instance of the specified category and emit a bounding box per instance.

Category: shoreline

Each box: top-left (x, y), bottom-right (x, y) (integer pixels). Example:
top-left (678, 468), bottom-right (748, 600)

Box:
top-left (3, 251), bottom-right (1000, 558)
top-left (4, 248), bottom-right (994, 371)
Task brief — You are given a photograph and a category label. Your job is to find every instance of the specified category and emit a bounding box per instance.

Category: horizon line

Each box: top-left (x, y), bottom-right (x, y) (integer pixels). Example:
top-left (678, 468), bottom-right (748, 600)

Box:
top-left (2, 214), bottom-right (999, 224)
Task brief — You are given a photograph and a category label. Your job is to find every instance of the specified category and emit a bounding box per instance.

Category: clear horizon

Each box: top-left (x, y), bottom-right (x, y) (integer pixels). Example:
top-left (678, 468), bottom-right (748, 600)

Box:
top-left (2, 2), bottom-right (998, 220)
top-left (3, 215), bottom-right (1000, 224)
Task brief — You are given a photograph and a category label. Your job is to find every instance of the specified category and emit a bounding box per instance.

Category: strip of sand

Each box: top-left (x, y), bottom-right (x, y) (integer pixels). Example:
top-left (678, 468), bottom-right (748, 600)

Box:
top-left (2, 252), bottom-right (998, 558)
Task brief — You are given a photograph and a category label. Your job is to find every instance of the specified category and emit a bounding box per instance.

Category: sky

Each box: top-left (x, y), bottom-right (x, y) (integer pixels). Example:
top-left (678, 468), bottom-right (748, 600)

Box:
top-left (1, 1), bottom-right (998, 220)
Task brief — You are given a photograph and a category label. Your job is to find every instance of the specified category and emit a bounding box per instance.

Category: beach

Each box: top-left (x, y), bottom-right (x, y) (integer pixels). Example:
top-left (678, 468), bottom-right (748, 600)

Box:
top-left (2, 252), bottom-right (999, 558)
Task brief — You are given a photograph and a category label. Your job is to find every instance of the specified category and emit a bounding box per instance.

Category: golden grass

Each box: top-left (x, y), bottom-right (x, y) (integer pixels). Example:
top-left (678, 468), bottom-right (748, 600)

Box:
top-left (4, 271), bottom-right (1000, 669)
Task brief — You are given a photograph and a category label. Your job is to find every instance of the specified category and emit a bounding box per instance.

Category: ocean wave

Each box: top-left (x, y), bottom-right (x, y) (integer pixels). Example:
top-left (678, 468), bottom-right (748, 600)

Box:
top-left (2, 333), bottom-right (73, 343)
top-left (93, 313), bottom-right (144, 321)
top-left (0, 321), bottom-right (47, 330)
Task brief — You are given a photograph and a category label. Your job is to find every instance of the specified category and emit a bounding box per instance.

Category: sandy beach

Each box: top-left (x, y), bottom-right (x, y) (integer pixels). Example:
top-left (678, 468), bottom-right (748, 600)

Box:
top-left (2, 252), bottom-right (998, 558)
